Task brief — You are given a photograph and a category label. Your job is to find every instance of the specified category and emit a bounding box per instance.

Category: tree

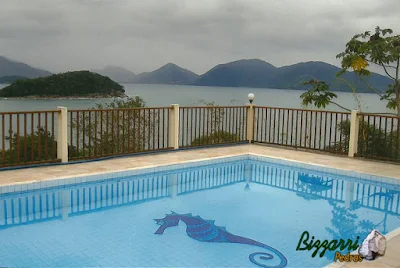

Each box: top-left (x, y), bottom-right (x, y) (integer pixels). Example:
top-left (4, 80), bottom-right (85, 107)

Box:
top-left (190, 99), bottom-right (242, 145)
top-left (0, 71), bottom-right (125, 98)
top-left (70, 97), bottom-right (160, 158)
top-left (326, 120), bottom-right (399, 160)
top-left (1, 127), bottom-right (77, 166)
top-left (301, 26), bottom-right (400, 116)
top-left (191, 131), bottom-right (241, 145)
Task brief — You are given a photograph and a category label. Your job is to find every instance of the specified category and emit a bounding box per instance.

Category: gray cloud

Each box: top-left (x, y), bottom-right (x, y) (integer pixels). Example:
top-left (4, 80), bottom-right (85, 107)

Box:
top-left (0, 0), bottom-right (399, 74)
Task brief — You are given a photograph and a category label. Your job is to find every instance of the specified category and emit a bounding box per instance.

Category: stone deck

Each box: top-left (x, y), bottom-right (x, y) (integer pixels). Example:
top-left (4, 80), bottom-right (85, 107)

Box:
top-left (0, 143), bottom-right (399, 267)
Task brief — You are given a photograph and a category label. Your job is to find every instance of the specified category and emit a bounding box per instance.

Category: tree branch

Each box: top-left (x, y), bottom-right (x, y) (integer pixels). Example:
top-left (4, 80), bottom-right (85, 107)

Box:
top-left (356, 75), bottom-right (384, 98)
top-left (365, 59), bottom-right (396, 69)
top-left (381, 63), bottom-right (396, 80)
top-left (329, 101), bottom-right (351, 111)
top-left (336, 77), bottom-right (362, 111)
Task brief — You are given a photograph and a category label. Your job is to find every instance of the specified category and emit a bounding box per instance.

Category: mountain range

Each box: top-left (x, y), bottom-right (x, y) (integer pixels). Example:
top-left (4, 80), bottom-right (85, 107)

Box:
top-left (0, 56), bottom-right (392, 93)
top-left (133, 63), bottom-right (199, 85)
top-left (0, 56), bottom-right (52, 78)
top-left (91, 65), bottom-right (136, 83)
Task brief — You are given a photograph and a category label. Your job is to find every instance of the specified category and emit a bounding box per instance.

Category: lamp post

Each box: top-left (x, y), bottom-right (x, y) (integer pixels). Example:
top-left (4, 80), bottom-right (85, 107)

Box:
top-left (248, 93), bottom-right (255, 104)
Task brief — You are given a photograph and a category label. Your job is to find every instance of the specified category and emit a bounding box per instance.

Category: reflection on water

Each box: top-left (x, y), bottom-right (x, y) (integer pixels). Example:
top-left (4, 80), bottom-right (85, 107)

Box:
top-left (250, 161), bottom-right (399, 216)
top-left (0, 161), bottom-right (247, 228)
top-left (0, 160), bottom-right (399, 238)
top-left (251, 160), bottom-right (400, 260)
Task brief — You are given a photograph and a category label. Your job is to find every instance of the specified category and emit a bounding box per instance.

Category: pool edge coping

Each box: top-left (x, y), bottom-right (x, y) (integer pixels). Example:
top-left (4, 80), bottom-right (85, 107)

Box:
top-left (1, 151), bottom-right (399, 192)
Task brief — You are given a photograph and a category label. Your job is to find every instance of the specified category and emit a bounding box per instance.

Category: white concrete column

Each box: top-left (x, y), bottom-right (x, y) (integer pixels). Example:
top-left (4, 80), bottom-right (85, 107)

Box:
top-left (348, 110), bottom-right (360, 157)
top-left (57, 106), bottom-right (68, 163)
top-left (246, 104), bottom-right (255, 143)
top-left (168, 104), bottom-right (180, 149)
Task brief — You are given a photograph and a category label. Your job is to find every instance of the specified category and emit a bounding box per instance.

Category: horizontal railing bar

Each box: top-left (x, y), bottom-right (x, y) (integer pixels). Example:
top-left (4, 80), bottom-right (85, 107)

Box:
top-left (0, 110), bottom-right (59, 115)
top-left (68, 107), bottom-right (170, 112)
top-left (359, 113), bottom-right (400, 119)
top-left (179, 106), bottom-right (248, 109)
top-left (255, 106), bottom-right (351, 114)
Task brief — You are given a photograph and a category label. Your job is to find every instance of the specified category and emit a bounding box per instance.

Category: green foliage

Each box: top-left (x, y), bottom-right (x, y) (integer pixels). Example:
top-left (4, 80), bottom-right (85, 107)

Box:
top-left (357, 120), bottom-right (399, 159)
top-left (337, 27), bottom-right (398, 71)
top-left (93, 96), bottom-right (145, 109)
top-left (191, 131), bottom-right (241, 146)
top-left (1, 127), bottom-right (77, 166)
top-left (190, 99), bottom-right (244, 146)
top-left (301, 80), bottom-right (338, 108)
top-left (70, 97), bottom-right (156, 158)
top-left (326, 120), bottom-right (399, 160)
top-left (0, 97), bottom-right (155, 166)
top-left (0, 71), bottom-right (125, 98)
top-left (381, 84), bottom-right (397, 110)
top-left (302, 26), bottom-right (400, 115)
top-left (337, 26), bottom-right (400, 114)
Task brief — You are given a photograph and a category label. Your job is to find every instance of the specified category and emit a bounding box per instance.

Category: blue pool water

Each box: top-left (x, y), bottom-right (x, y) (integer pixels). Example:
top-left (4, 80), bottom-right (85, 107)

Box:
top-left (0, 155), bottom-right (399, 267)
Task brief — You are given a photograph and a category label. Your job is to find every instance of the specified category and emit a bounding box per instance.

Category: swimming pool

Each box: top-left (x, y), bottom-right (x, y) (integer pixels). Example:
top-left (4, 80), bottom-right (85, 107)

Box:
top-left (0, 155), bottom-right (399, 267)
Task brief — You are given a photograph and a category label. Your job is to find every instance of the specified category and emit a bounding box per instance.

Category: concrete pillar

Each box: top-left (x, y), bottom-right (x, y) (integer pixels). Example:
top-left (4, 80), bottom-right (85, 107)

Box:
top-left (348, 110), bottom-right (360, 157)
top-left (57, 106), bottom-right (68, 163)
top-left (246, 104), bottom-right (255, 143)
top-left (168, 104), bottom-right (179, 149)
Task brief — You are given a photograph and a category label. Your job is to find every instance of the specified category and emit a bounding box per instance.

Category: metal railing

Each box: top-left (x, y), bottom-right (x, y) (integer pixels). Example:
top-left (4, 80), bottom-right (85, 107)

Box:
top-left (68, 107), bottom-right (171, 160)
top-left (0, 110), bottom-right (60, 167)
top-left (253, 107), bottom-right (351, 154)
top-left (1, 105), bottom-right (400, 169)
top-left (357, 113), bottom-right (400, 162)
top-left (179, 106), bottom-right (248, 147)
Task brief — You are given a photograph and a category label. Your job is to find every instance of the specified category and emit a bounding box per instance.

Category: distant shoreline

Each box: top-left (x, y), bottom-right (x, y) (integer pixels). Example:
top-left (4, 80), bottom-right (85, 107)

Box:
top-left (0, 93), bottom-right (128, 100)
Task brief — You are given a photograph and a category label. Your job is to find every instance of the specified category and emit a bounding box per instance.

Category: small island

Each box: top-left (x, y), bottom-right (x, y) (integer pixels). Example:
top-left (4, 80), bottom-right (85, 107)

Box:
top-left (0, 71), bottom-right (125, 99)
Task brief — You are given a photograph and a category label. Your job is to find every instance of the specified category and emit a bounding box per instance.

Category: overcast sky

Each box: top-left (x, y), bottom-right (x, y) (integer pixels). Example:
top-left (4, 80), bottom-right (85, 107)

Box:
top-left (1, 0), bottom-right (399, 75)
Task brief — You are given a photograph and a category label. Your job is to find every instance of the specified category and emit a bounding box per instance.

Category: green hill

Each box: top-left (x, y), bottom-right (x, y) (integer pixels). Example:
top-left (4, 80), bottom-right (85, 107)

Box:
top-left (193, 60), bottom-right (392, 93)
top-left (268, 61), bottom-right (391, 92)
top-left (194, 59), bottom-right (276, 88)
top-left (134, 63), bottom-right (199, 85)
top-left (0, 71), bottom-right (125, 98)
